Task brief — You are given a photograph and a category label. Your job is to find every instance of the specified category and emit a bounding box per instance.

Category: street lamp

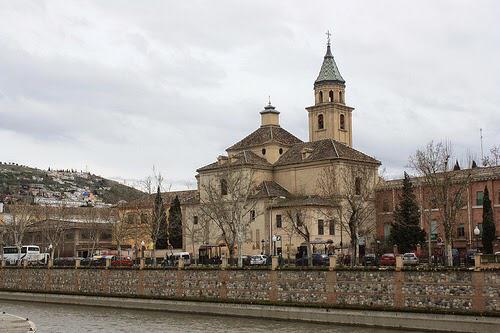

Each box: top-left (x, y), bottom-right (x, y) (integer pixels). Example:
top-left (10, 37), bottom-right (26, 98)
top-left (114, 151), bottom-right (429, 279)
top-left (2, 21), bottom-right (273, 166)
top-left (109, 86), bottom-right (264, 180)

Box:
top-left (141, 240), bottom-right (145, 259)
top-left (473, 226), bottom-right (480, 250)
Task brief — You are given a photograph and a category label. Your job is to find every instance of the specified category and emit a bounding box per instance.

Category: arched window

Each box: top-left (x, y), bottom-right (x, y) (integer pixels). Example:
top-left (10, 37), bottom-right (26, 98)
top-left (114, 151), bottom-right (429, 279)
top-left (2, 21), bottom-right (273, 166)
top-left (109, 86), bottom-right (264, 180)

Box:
top-left (318, 114), bottom-right (324, 129)
top-left (319, 91), bottom-right (323, 103)
top-left (329, 90), bottom-right (334, 102)
top-left (262, 148), bottom-right (266, 155)
top-left (279, 148), bottom-right (283, 155)
top-left (340, 114), bottom-right (345, 130)
top-left (355, 177), bottom-right (361, 195)
top-left (339, 91), bottom-right (344, 103)
top-left (220, 179), bottom-right (228, 196)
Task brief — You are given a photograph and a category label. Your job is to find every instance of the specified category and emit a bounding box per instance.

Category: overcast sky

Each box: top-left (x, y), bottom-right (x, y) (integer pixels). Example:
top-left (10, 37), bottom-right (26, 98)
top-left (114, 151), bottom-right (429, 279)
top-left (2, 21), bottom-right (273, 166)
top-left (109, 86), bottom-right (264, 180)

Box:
top-left (1, 0), bottom-right (499, 189)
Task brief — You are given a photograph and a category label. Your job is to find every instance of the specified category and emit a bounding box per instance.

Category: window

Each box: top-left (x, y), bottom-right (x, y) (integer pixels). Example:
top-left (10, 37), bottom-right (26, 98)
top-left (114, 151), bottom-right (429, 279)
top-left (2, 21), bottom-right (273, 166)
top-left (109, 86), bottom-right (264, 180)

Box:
top-left (340, 114), bottom-right (345, 130)
top-left (382, 199), bottom-right (390, 212)
top-left (476, 191), bottom-right (484, 206)
top-left (355, 177), bottom-right (361, 195)
top-left (279, 148), bottom-right (283, 155)
top-left (276, 214), bottom-right (282, 228)
top-left (193, 216), bottom-right (198, 225)
top-left (101, 232), bottom-right (112, 240)
top-left (339, 91), bottom-right (344, 103)
top-left (220, 179), bottom-right (228, 196)
top-left (430, 220), bottom-right (438, 240)
top-left (296, 213), bottom-right (302, 226)
top-left (319, 91), bottom-right (323, 103)
top-left (65, 232), bottom-right (74, 240)
top-left (250, 210), bottom-right (256, 221)
top-left (318, 219), bottom-right (324, 235)
top-left (497, 191), bottom-right (500, 205)
top-left (318, 114), bottom-right (324, 130)
top-left (261, 148), bottom-right (266, 155)
top-left (384, 224), bottom-right (391, 240)
top-left (329, 220), bottom-right (335, 235)
top-left (328, 90), bottom-right (334, 102)
top-left (457, 224), bottom-right (465, 238)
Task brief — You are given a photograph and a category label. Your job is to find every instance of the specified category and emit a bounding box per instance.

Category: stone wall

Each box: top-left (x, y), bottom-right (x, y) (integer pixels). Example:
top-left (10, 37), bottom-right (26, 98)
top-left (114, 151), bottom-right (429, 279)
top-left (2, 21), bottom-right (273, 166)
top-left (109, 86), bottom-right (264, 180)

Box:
top-left (1, 267), bottom-right (499, 315)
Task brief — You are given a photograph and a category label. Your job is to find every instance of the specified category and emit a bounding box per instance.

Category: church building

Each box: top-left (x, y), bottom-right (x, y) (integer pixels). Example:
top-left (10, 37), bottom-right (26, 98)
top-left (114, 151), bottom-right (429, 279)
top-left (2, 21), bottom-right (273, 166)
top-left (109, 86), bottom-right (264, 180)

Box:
top-left (182, 37), bottom-right (381, 261)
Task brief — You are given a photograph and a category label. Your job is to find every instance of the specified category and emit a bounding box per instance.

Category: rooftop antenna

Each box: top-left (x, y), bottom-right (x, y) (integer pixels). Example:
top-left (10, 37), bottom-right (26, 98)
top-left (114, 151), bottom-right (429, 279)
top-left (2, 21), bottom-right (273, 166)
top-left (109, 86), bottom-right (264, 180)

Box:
top-left (326, 30), bottom-right (331, 46)
top-left (268, 95), bottom-right (271, 106)
top-left (480, 128), bottom-right (484, 163)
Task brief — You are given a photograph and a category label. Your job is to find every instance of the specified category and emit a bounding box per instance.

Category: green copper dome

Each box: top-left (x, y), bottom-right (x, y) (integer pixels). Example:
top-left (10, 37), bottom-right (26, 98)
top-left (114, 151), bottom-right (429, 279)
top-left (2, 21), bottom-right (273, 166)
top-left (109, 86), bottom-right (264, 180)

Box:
top-left (315, 44), bottom-right (345, 85)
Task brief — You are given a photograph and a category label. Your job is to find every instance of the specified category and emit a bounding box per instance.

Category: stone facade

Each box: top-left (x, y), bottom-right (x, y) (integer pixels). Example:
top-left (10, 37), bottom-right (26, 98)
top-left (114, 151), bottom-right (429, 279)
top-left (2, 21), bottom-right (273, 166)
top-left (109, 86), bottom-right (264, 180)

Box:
top-left (1, 267), bottom-right (499, 315)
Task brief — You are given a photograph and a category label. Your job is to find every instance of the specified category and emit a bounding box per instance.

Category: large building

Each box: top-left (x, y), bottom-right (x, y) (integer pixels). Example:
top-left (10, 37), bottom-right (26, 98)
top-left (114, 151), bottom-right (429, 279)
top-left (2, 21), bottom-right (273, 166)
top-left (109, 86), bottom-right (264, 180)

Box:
top-left (177, 38), bottom-right (381, 260)
top-left (376, 165), bottom-right (500, 256)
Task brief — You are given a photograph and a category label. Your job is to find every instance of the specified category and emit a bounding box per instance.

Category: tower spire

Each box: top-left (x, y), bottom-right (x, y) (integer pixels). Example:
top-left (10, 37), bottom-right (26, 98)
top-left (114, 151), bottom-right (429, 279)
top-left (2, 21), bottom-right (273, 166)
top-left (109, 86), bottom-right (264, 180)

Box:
top-left (326, 30), bottom-right (331, 47)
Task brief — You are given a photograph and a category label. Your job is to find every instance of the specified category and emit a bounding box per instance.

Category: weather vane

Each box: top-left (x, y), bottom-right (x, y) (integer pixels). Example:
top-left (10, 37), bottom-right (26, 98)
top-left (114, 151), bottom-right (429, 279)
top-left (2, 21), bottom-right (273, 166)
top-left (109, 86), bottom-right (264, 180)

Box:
top-left (326, 30), bottom-right (331, 46)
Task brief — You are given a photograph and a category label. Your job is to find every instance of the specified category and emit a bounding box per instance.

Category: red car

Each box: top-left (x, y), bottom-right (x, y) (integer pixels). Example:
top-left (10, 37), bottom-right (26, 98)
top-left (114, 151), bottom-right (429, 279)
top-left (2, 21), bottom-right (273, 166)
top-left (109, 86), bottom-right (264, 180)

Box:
top-left (111, 256), bottom-right (133, 267)
top-left (380, 253), bottom-right (396, 266)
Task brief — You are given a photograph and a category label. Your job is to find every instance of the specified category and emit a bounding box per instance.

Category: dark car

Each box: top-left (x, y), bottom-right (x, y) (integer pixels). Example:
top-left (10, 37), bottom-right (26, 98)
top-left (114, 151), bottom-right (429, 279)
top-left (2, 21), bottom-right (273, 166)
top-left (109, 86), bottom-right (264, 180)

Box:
top-left (380, 253), bottom-right (396, 266)
top-left (362, 254), bottom-right (377, 266)
top-left (466, 249), bottom-right (481, 266)
top-left (295, 253), bottom-right (328, 266)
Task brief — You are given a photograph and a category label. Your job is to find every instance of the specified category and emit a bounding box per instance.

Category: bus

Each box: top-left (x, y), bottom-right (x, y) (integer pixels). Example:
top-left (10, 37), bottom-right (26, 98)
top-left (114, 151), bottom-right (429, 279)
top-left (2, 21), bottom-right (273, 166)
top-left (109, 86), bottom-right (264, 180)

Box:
top-left (1, 245), bottom-right (48, 265)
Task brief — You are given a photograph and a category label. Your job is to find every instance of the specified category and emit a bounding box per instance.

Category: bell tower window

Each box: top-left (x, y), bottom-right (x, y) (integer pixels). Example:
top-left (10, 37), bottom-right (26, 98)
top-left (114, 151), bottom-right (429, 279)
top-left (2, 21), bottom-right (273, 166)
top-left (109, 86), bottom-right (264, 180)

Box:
top-left (339, 91), bottom-right (344, 103)
top-left (328, 90), bottom-right (334, 102)
top-left (319, 91), bottom-right (323, 103)
top-left (340, 114), bottom-right (345, 130)
top-left (318, 114), bottom-right (324, 129)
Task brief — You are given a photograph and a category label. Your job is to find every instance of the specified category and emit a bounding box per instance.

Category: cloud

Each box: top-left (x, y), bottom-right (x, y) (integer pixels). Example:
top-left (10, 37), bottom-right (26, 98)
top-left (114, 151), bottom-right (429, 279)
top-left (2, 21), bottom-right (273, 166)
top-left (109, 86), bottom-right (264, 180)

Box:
top-left (1, 0), bottom-right (499, 187)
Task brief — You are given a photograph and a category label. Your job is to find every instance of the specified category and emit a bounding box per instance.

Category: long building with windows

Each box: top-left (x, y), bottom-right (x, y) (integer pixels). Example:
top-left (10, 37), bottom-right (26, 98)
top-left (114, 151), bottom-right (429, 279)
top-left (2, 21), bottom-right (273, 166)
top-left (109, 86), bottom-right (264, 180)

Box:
top-left (375, 165), bottom-right (500, 256)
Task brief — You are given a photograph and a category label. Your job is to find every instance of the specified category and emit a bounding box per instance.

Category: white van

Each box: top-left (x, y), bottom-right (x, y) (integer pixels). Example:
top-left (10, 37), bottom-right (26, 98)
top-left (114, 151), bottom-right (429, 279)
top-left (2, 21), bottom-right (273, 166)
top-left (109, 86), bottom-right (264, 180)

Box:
top-left (170, 252), bottom-right (191, 266)
top-left (2, 245), bottom-right (48, 265)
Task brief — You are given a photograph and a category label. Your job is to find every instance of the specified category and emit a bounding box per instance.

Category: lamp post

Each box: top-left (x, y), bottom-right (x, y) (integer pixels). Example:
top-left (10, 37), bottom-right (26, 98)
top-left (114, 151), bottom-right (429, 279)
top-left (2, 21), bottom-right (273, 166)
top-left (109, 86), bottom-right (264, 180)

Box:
top-left (48, 243), bottom-right (53, 265)
top-left (140, 240), bottom-right (145, 259)
top-left (473, 226), bottom-right (480, 250)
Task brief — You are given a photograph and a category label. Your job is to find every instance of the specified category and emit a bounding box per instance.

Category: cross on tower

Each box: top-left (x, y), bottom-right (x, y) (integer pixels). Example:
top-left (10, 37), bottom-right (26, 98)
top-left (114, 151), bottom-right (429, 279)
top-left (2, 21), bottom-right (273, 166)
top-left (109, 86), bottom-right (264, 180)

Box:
top-left (326, 30), bottom-right (331, 46)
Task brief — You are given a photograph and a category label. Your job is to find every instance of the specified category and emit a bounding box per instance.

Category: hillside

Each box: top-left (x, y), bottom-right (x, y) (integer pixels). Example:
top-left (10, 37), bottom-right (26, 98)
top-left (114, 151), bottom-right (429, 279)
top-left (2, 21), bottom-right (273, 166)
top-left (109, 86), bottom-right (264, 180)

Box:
top-left (0, 162), bottom-right (145, 206)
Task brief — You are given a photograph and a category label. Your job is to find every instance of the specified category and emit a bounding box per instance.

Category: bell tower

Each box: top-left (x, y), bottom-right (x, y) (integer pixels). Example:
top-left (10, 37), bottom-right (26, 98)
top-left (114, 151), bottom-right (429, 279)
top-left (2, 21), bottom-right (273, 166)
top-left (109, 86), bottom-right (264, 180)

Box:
top-left (306, 32), bottom-right (354, 146)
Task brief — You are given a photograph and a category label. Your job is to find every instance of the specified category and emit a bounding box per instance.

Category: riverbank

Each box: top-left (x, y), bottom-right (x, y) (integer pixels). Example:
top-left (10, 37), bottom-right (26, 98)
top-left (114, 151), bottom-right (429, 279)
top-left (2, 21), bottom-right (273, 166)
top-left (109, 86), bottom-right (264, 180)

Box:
top-left (1, 291), bottom-right (499, 333)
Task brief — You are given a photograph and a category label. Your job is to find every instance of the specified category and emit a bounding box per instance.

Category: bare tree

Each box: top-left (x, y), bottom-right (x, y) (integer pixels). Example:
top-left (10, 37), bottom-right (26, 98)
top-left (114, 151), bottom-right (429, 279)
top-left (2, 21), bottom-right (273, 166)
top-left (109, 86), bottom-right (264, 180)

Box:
top-left (80, 207), bottom-right (112, 258)
top-left (199, 166), bottom-right (259, 267)
top-left (3, 203), bottom-right (37, 264)
top-left (483, 145), bottom-right (500, 166)
top-left (109, 207), bottom-right (131, 257)
top-left (184, 206), bottom-right (213, 263)
top-left (36, 205), bottom-right (69, 259)
top-left (283, 204), bottom-right (313, 266)
top-left (409, 141), bottom-right (471, 266)
top-left (318, 164), bottom-right (378, 266)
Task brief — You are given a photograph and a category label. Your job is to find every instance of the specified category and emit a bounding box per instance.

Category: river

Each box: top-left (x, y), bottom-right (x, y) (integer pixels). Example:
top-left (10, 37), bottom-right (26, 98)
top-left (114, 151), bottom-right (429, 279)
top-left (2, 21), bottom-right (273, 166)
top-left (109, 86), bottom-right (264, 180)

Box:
top-left (0, 300), bottom-right (421, 333)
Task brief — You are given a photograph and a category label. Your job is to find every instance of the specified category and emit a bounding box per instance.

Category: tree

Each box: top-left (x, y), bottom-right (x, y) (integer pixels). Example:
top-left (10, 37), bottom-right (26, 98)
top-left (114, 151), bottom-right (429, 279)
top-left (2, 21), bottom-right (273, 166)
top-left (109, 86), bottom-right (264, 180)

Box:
top-left (3, 203), bottom-right (36, 265)
top-left (152, 186), bottom-right (168, 251)
top-left (283, 204), bottom-right (313, 267)
top-left (409, 141), bottom-right (471, 266)
top-left (168, 195), bottom-right (182, 249)
top-left (199, 166), bottom-right (259, 267)
top-left (482, 186), bottom-right (496, 254)
top-left (110, 207), bottom-right (131, 257)
top-left (317, 164), bottom-right (378, 266)
top-left (37, 205), bottom-right (69, 259)
top-left (482, 145), bottom-right (500, 167)
top-left (389, 172), bottom-right (426, 253)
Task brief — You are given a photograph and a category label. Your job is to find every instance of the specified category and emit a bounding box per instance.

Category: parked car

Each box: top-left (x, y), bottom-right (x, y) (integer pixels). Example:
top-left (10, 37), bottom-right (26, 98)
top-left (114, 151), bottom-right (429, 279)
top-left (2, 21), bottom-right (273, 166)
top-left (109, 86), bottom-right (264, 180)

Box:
top-left (362, 254), bottom-right (377, 266)
top-left (111, 256), bottom-right (133, 267)
top-left (250, 255), bottom-right (268, 265)
top-left (402, 253), bottom-right (419, 266)
top-left (295, 253), bottom-right (328, 266)
top-left (380, 253), bottom-right (396, 266)
top-left (466, 249), bottom-right (481, 266)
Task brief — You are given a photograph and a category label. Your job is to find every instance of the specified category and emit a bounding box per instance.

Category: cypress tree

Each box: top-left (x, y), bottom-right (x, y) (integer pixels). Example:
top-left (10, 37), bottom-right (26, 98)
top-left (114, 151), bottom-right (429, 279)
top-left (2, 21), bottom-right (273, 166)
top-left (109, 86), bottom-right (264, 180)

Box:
top-left (390, 172), bottom-right (426, 253)
top-left (168, 195), bottom-right (183, 249)
top-left (482, 186), bottom-right (496, 254)
top-left (153, 186), bottom-right (168, 249)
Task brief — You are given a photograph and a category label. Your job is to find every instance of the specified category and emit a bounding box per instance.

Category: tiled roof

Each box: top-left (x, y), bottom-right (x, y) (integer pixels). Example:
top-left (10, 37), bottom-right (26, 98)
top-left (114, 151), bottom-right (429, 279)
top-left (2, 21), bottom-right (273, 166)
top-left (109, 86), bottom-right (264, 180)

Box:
top-left (197, 150), bottom-right (272, 172)
top-left (254, 181), bottom-right (290, 198)
top-left (315, 45), bottom-right (345, 85)
top-left (227, 126), bottom-right (302, 151)
top-left (274, 139), bottom-right (380, 167)
top-left (272, 195), bottom-right (333, 208)
top-left (378, 165), bottom-right (500, 190)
